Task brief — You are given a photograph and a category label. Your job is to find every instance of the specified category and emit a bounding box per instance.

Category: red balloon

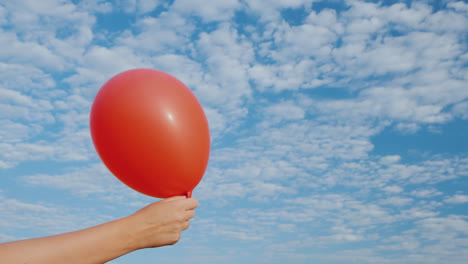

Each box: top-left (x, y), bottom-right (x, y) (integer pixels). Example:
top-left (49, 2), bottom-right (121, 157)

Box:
top-left (90, 69), bottom-right (210, 198)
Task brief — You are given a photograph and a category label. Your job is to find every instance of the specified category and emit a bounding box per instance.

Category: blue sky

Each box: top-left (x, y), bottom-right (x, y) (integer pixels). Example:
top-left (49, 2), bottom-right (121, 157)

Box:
top-left (0, 0), bottom-right (467, 263)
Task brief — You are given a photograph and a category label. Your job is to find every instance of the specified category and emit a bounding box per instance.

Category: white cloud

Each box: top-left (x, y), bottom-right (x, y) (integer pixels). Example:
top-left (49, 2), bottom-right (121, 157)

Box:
top-left (346, 16), bottom-right (383, 35)
top-left (215, 229), bottom-right (263, 241)
top-left (171, 0), bottom-right (240, 22)
top-left (317, 86), bottom-right (454, 124)
top-left (249, 60), bottom-right (329, 91)
top-left (116, 12), bottom-right (193, 54)
top-left (453, 101), bottom-right (468, 119)
top-left (411, 188), bottom-right (443, 198)
top-left (306, 9), bottom-right (343, 33)
top-left (0, 87), bottom-right (94, 167)
top-left (0, 102), bottom-right (54, 123)
top-left (196, 181), bottom-right (246, 199)
top-left (83, 46), bottom-right (147, 76)
top-left (1, 0), bottom-right (95, 67)
top-left (248, 181), bottom-right (297, 201)
top-left (0, 120), bottom-right (31, 143)
top-left (448, 1), bottom-right (468, 12)
top-left (203, 107), bottom-right (227, 138)
top-left (118, 0), bottom-right (165, 13)
top-left (421, 8), bottom-right (467, 32)
top-left (78, 0), bottom-right (113, 13)
top-left (195, 24), bottom-right (253, 109)
top-left (0, 199), bottom-right (56, 213)
top-left (0, 29), bottom-right (66, 71)
top-left (4, 0), bottom-right (76, 18)
top-left (0, 63), bottom-right (56, 91)
top-left (0, 233), bottom-right (14, 243)
top-left (321, 225), bottom-right (367, 243)
top-left (21, 163), bottom-right (119, 196)
top-left (0, 142), bottom-right (59, 168)
top-left (379, 155), bottom-right (401, 165)
top-left (383, 185), bottom-right (403, 193)
top-left (0, 5), bottom-right (6, 25)
top-left (0, 192), bottom-right (117, 237)
top-left (380, 196), bottom-right (413, 207)
top-left (417, 215), bottom-right (468, 240)
top-left (395, 123), bottom-right (421, 134)
top-left (245, 1), bottom-right (467, 129)
top-left (273, 22), bottom-right (337, 60)
top-left (0, 160), bottom-right (14, 169)
top-left (264, 101), bottom-right (305, 122)
top-left (344, 1), bottom-right (432, 30)
top-left (137, 0), bottom-right (163, 13)
top-left (243, 0), bottom-right (316, 21)
top-left (445, 194), bottom-right (468, 204)
top-left (278, 223), bottom-right (296, 233)
top-left (0, 87), bottom-right (35, 106)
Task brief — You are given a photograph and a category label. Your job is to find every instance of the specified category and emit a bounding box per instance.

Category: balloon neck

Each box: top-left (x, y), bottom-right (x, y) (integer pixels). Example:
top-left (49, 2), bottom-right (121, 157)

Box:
top-left (186, 191), bottom-right (192, 198)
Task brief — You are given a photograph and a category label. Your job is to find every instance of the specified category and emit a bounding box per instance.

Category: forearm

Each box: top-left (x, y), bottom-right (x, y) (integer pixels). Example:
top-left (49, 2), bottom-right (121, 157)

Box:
top-left (0, 217), bottom-right (137, 264)
top-left (0, 197), bottom-right (198, 263)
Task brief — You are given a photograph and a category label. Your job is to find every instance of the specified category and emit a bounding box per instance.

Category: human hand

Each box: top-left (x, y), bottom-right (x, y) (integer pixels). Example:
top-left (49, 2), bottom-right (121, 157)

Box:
top-left (124, 196), bottom-right (198, 250)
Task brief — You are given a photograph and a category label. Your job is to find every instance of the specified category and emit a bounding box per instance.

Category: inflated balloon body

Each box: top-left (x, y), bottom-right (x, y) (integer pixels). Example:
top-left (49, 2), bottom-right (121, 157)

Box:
top-left (90, 69), bottom-right (210, 198)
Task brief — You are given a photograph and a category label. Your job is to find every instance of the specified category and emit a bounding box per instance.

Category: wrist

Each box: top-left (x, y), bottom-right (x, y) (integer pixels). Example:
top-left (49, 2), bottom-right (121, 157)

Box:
top-left (114, 216), bottom-right (143, 252)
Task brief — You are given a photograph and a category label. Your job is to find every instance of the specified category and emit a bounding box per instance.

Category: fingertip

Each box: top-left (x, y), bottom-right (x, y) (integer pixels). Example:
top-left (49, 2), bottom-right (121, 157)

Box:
top-left (187, 197), bottom-right (199, 209)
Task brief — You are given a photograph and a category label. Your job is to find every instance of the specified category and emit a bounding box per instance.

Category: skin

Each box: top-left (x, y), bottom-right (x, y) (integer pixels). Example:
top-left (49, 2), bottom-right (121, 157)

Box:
top-left (0, 196), bottom-right (198, 264)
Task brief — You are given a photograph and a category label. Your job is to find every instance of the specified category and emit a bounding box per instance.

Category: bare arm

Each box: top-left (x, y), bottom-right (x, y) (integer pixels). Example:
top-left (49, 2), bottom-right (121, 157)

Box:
top-left (0, 196), bottom-right (198, 264)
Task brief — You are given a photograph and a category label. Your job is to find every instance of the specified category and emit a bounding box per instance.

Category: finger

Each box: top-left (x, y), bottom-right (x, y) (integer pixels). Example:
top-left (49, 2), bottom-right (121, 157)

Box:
top-left (184, 210), bottom-right (196, 220)
top-left (182, 220), bottom-right (190, 230)
top-left (160, 196), bottom-right (186, 203)
top-left (180, 198), bottom-right (199, 210)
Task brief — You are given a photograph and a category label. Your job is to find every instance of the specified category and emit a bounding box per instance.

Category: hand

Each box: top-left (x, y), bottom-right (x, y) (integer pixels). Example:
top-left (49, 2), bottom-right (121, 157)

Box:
top-left (0, 196), bottom-right (199, 264)
top-left (125, 196), bottom-right (199, 250)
